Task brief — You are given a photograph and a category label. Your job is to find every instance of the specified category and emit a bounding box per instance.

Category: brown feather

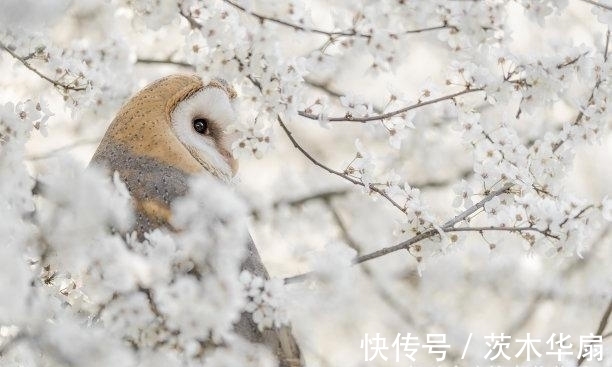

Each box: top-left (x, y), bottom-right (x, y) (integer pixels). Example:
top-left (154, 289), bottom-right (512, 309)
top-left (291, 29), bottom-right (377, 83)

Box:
top-left (93, 74), bottom-right (205, 175)
top-left (89, 74), bottom-right (303, 366)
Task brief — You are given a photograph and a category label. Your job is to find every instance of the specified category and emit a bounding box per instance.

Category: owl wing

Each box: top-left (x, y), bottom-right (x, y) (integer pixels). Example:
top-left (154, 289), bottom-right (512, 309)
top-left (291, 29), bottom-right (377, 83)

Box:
top-left (90, 142), bottom-right (302, 366)
top-left (90, 140), bottom-right (190, 236)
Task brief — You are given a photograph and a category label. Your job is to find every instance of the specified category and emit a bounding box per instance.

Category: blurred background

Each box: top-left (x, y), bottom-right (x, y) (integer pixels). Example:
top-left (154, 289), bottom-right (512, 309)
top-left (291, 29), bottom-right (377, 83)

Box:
top-left (1, 0), bottom-right (611, 365)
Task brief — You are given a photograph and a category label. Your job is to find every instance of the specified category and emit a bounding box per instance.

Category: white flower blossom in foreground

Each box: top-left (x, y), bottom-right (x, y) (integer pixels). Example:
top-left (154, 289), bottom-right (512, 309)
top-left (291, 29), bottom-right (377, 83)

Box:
top-left (1, 0), bottom-right (612, 365)
top-left (241, 271), bottom-right (289, 330)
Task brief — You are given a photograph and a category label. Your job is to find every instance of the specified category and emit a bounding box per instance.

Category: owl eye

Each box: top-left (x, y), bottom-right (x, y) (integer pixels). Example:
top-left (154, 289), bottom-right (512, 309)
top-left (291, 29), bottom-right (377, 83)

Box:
top-left (192, 118), bottom-right (209, 135)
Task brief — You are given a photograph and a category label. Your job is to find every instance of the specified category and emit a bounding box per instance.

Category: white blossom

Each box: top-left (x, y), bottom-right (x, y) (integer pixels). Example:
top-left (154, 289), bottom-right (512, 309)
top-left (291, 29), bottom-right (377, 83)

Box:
top-left (1, 1), bottom-right (611, 366)
top-left (241, 271), bottom-right (289, 330)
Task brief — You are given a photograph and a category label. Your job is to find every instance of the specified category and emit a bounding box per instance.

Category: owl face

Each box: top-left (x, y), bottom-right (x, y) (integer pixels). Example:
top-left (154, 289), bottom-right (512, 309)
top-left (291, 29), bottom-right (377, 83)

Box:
top-left (170, 83), bottom-right (239, 179)
top-left (92, 75), bottom-right (241, 185)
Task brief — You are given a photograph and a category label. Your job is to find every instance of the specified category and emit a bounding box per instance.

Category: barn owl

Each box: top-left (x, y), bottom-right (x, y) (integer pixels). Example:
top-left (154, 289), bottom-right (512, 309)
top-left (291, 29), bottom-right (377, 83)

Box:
top-left (89, 74), bottom-right (302, 367)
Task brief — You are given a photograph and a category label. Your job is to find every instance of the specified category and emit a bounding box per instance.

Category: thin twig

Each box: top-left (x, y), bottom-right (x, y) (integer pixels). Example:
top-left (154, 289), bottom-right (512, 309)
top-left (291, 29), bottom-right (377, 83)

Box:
top-left (505, 224), bottom-right (610, 335)
top-left (605, 29), bottom-right (611, 63)
top-left (250, 189), bottom-right (350, 220)
top-left (298, 88), bottom-right (484, 123)
top-left (553, 29), bottom-right (610, 152)
top-left (414, 170), bottom-right (473, 189)
top-left (304, 77), bottom-right (386, 115)
top-left (26, 137), bottom-right (101, 161)
top-left (444, 225), bottom-right (559, 238)
top-left (326, 201), bottom-right (416, 325)
top-left (304, 78), bottom-right (344, 99)
top-left (273, 189), bottom-right (350, 209)
top-left (285, 183), bottom-right (530, 283)
top-left (257, 170), bottom-right (473, 216)
top-left (180, 9), bottom-right (201, 29)
top-left (593, 299), bottom-right (612, 336)
top-left (559, 204), bottom-right (594, 228)
top-left (441, 183), bottom-right (514, 228)
top-left (285, 222), bottom-right (556, 284)
top-left (505, 293), bottom-right (548, 336)
top-left (222, 0), bottom-right (449, 38)
top-left (577, 298), bottom-right (612, 366)
top-left (136, 58), bottom-right (194, 69)
top-left (138, 285), bottom-right (164, 319)
top-left (579, 0), bottom-right (612, 11)
top-left (0, 42), bottom-right (87, 92)
top-left (352, 188), bottom-right (519, 265)
top-left (253, 169), bottom-right (473, 222)
top-left (277, 116), bottom-right (406, 213)
top-left (0, 331), bottom-right (26, 356)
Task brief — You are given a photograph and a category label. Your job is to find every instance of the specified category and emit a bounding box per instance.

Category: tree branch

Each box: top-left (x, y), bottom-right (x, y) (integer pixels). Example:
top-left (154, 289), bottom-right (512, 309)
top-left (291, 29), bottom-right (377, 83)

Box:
top-left (136, 58), bottom-right (194, 69)
top-left (442, 183), bottom-right (515, 228)
top-left (285, 183), bottom-right (530, 283)
top-left (297, 88), bottom-right (484, 123)
top-left (26, 137), bottom-right (101, 161)
top-left (351, 185), bottom-right (511, 265)
top-left (303, 78), bottom-right (344, 99)
top-left (579, 0), bottom-right (612, 11)
top-left (503, 223), bottom-right (610, 336)
top-left (255, 169), bottom-right (472, 218)
top-left (0, 42), bottom-right (87, 92)
top-left (250, 189), bottom-right (350, 220)
top-left (272, 189), bottom-right (350, 209)
top-left (593, 299), bottom-right (612, 336)
top-left (577, 297), bottom-right (612, 366)
top-left (278, 115), bottom-right (406, 213)
top-left (0, 331), bottom-right (27, 356)
top-left (222, 0), bottom-right (449, 38)
top-left (326, 201), bottom-right (416, 325)
top-left (552, 29), bottom-right (610, 152)
top-left (443, 225), bottom-right (559, 238)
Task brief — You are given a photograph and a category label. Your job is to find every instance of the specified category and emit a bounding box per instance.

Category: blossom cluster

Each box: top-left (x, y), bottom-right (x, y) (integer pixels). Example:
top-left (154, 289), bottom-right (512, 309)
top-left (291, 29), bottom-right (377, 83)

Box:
top-left (1, 0), bottom-right (611, 366)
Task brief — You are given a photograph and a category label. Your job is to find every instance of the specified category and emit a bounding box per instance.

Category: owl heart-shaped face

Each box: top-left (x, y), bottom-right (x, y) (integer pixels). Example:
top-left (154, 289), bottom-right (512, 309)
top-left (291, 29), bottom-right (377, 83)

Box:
top-left (170, 79), bottom-right (239, 179)
top-left (92, 74), bottom-right (240, 184)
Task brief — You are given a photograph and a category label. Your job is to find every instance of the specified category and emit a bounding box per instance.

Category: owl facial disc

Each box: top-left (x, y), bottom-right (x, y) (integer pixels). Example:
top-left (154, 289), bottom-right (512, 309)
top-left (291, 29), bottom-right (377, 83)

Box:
top-left (170, 85), bottom-right (238, 179)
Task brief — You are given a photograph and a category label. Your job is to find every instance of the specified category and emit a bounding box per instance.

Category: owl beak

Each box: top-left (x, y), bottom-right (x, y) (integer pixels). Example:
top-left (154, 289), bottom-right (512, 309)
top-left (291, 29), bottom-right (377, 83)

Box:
top-left (229, 157), bottom-right (239, 175)
top-left (222, 130), bottom-right (241, 176)
top-left (218, 146), bottom-right (238, 176)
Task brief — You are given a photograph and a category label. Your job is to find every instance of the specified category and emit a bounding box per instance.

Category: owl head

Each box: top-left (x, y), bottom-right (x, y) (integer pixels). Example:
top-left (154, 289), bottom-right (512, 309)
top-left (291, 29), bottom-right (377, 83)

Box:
top-left (95, 74), bottom-right (239, 180)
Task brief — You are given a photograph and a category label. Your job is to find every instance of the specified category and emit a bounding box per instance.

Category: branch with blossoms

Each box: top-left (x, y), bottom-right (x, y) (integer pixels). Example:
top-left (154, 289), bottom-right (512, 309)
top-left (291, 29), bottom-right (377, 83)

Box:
top-left (19, 0), bottom-right (603, 284)
top-left (249, 169), bottom-right (474, 220)
top-left (277, 118), bottom-right (569, 284)
top-left (279, 106), bottom-right (601, 282)
top-left (137, 57), bottom-right (356, 106)
top-left (3, 1), bottom-right (612, 367)
top-left (295, 49), bottom-right (598, 135)
top-left (277, 116), bottom-right (407, 212)
top-left (298, 87), bottom-right (484, 123)
top-left (220, 0), bottom-right (452, 38)
top-left (0, 41), bottom-right (88, 94)
top-left (505, 224), bottom-right (609, 335)
top-left (284, 180), bottom-right (572, 283)
top-left (552, 29), bottom-right (610, 153)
